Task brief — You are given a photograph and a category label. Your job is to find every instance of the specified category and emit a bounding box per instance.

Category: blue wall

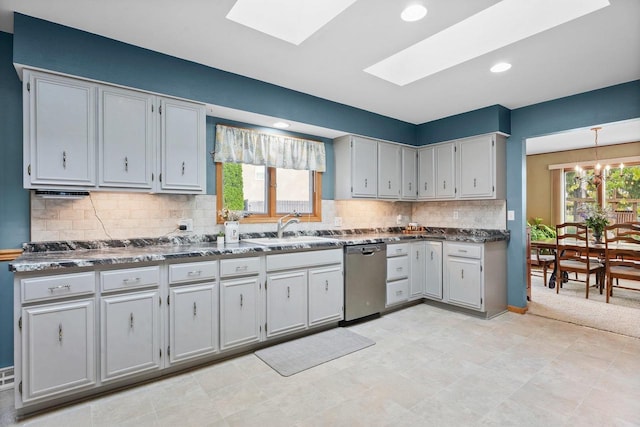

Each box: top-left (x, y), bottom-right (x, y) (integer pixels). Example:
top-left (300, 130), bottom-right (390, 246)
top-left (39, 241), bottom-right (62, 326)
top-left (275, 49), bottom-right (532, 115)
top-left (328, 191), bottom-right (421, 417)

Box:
top-left (0, 31), bottom-right (29, 368)
top-left (12, 13), bottom-right (416, 146)
top-left (416, 105), bottom-right (511, 144)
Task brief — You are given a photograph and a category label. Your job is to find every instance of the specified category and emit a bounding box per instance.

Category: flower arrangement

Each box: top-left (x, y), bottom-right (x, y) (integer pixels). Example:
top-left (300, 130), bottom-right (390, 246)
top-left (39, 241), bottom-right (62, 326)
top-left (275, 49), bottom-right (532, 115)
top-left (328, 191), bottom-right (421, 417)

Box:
top-left (577, 203), bottom-right (612, 237)
top-left (218, 208), bottom-right (244, 222)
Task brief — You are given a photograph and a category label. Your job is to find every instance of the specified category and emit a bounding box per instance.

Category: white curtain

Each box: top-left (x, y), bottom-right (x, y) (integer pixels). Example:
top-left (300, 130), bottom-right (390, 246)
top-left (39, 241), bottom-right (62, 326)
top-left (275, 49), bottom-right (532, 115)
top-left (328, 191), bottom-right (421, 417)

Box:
top-left (213, 124), bottom-right (326, 172)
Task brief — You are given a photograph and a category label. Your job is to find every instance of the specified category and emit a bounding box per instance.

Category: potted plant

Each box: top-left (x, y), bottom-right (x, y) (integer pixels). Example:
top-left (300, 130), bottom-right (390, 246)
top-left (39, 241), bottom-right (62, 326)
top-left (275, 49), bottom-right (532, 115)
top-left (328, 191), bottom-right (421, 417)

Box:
top-left (578, 203), bottom-right (612, 243)
top-left (216, 231), bottom-right (225, 246)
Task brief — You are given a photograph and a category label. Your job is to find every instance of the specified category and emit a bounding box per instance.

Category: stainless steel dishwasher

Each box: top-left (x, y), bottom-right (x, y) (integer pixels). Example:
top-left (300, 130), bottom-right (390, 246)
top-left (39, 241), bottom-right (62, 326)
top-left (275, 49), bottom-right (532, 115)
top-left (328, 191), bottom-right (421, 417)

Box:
top-left (343, 243), bottom-right (387, 322)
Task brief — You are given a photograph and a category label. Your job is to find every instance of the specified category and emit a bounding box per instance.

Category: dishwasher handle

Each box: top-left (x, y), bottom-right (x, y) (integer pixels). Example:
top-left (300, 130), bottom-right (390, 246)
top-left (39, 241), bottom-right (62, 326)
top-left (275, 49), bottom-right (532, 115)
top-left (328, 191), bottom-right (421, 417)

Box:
top-left (346, 244), bottom-right (385, 255)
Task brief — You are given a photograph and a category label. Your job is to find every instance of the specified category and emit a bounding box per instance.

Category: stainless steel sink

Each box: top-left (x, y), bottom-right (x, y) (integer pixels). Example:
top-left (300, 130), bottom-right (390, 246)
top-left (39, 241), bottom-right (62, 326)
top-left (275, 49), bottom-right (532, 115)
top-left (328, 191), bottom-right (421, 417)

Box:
top-left (241, 236), bottom-right (339, 246)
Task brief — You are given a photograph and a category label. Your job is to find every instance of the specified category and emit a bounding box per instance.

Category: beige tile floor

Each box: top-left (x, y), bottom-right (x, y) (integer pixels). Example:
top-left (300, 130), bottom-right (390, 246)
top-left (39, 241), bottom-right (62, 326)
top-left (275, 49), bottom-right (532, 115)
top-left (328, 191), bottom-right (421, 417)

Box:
top-left (1, 303), bottom-right (639, 426)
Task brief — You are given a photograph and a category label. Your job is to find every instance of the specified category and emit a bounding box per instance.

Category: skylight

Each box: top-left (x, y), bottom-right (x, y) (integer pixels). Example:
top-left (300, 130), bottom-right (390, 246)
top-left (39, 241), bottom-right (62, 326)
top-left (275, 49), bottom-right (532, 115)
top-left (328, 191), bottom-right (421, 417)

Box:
top-left (364, 0), bottom-right (610, 86)
top-left (226, 0), bottom-right (357, 46)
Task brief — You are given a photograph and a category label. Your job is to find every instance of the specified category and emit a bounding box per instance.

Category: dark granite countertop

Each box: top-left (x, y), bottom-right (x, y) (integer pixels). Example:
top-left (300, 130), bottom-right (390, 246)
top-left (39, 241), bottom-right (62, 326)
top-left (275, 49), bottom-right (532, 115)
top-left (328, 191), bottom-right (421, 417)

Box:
top-left (9, 227), bottom-right (509, 273)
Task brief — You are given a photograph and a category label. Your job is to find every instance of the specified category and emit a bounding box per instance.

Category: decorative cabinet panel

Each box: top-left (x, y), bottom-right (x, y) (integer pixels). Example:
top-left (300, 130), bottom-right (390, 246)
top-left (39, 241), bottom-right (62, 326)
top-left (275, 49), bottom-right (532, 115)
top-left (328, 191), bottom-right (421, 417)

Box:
top-left (308, 266), bottom-right (344, 326)
top-left (435, 142), bottom-right (456, 199)
top-left (99, 86), bottom-right (155, 189)
top-left (24, 70), bottom-right (96, 188)
top-left (169, 283), bottom-right (218, 364)
top-left (417, 146), bottom-right (435, 199)
top-left (219, 276), bottom-right (261, 350)
top-left (424, 241), bottom-right (443, 300)
top-left (377, 142), bottom-right (401, 199)
top-left (20, 299), bottom-right (96, 402)
top-left (159, 98), bottom-right (206, 193)
top-left (401, 147), bottom-right (417, 200)
top-left (101, 290), bottom-right (161, 383)
top-left (266, 270), bottom-right (308, 338)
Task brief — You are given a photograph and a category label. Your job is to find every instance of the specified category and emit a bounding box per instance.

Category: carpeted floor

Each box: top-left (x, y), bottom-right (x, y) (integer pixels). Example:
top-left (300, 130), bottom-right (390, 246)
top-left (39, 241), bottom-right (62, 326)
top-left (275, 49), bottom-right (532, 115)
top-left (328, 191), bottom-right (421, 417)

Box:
top-left (528, 271), bottom-right (640, 339)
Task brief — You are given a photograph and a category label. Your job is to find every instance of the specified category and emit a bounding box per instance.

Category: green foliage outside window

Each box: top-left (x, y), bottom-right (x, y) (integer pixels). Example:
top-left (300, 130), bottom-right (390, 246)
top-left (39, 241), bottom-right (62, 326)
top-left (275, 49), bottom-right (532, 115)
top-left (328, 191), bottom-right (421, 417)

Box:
top-left (222, 163), bottom-right (245, 210)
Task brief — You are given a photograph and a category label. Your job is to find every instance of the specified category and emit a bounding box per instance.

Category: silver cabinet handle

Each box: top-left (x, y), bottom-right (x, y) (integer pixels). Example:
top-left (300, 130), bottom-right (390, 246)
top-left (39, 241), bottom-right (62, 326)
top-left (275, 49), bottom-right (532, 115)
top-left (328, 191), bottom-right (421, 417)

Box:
top-left (235, 265), bottom-right (248, 271)
top-left (461, 269), bottom-right (464, 280)
top-left (364, 178), bottom-right (367, 188)
top-left (48, 284), bottom-right (71, 293)
top-left (187, 270), bottom-right (202, 276)
top-left (62, 151), bottom-right (67, 169)
top-left (181, 161), bottom-right (185, 176)
top-left (430, 251), bottom-right (434, 261)
top-left (388, 180), bottom-right (391, 189)
top-left (123, 277), bottom-right (141, 284)
top-left (424, 182), bottom-right (427, 191)
top-left (396, 267), bottom-right (403, 272)
top-left (409, 182), bottom-right (412, 191)
top-left (396, 290), bottom-right (403, 296)
top-left (396, 248), bottom-right (403, 253)
top-left (443, 180), bottom-right (446, 190)
top-left (416, 251), bottom-right (419, 260)
top-left (325, 280), bottom-right (329, 291)
top-left (193, 302), bottom-right (197, 316)
top-left (240, 293), bottom-right (243, 307)
top-left (130, 312), bottom-right (134, 328)
top-left (124, 156), bottom-right (128, 172)
top-left (473, 178), bottom-right (477, 188)
top-left (458, 249), bottom-right (468, 253)
top-left (58, 323), bottom-right (63, 342)
top-left (287, 286), bottom-right (290, 298)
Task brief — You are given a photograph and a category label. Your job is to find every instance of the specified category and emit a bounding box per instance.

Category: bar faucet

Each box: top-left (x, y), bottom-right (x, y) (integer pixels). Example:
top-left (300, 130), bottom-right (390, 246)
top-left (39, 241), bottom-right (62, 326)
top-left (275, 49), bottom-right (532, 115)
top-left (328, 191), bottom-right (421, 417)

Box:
top-left (277, 212), bottom-right (300, 238)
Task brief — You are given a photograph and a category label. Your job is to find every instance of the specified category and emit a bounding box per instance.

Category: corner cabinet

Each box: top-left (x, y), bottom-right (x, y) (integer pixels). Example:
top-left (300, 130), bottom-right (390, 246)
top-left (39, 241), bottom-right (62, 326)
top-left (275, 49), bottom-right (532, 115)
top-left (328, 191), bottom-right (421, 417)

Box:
top-left (458, 135), bottom-right (505, 199)
top-left (22, 69), bottom-right (206, 194)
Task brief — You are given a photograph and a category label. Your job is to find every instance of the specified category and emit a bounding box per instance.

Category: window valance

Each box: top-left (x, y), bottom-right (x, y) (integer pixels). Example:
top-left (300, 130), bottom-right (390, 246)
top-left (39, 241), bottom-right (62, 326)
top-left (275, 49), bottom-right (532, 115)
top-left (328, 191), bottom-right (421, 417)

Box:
top-left (213, 124), bottom-right (326, 172)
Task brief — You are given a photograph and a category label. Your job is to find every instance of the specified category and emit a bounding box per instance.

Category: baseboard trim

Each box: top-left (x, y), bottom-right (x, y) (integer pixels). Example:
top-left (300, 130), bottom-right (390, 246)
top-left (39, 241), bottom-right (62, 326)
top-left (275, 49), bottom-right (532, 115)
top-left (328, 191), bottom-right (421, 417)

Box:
top-left (508, 305), bottom-right (528, 315)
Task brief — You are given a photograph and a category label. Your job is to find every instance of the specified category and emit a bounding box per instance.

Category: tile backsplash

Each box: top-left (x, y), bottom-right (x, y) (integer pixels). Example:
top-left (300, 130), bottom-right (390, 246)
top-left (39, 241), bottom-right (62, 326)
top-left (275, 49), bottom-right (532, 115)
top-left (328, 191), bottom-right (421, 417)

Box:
top-left (30, 191), bottom-right (506, 242)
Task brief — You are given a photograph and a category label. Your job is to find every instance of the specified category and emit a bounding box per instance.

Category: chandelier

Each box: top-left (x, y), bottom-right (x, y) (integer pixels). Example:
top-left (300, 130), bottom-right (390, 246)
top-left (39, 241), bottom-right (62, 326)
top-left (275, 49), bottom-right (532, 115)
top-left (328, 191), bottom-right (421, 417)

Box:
top-left (574, 127), bottom-right (623, 188)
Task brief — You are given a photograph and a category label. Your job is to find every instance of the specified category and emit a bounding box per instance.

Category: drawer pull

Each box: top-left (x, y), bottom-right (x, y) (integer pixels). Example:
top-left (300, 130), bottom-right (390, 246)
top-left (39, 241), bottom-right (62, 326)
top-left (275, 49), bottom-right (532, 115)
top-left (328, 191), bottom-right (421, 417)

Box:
top-left (130, 312), bottom-right (134, 328)
top-left (193, 302), bottom-right (197, 316)
top-left (461, 269), bottom-right (464, 280)
top-left (396, 290), bottom-right (403, 296)
top-left (396, 267), bottom-right (403, 272)
top-left (48, 284), bottom-right (71, 293)
top-left (458, 249), bottom-right (468, 253)
top-left (58, 323), bottom-right (63, 342)
top-left (235, 265), bottom-right (248, 271)
top-left (240, 293), bottom-right (244, 307)
top-left (325, 280), bottom-right (329, 291)
top-left (187, 270), bottom-right (202, 276)
top-left (395, 248), bottom-right (403, 253)
top-left (122, 277), bottom-right (141, 284)
top-left (287, 286), bottom-right (290, 298)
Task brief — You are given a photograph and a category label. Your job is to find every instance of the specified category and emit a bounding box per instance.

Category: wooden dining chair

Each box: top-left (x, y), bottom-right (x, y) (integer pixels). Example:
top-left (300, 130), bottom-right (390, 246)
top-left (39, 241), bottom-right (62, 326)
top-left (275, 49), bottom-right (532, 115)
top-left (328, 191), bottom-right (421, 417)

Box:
top-left (530, 246), bottom-right (555, 287)
top-left (604, 223), bottom-right (640, 303)
top-left (555, 223), bottom-right (605, 298)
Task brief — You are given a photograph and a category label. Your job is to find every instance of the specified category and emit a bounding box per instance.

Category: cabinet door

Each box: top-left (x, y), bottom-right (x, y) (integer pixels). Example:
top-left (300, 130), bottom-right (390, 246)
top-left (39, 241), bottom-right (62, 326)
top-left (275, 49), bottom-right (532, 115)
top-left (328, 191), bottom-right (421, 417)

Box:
top-left (401, 147), bottom-right (417, 199)
top-left (220, 277), bottom-right (260, 350)
top-left (378, 142), bottom-right (401, 199)
top-left (21, 300), bottom-right (95, 402)
top-left (101, 291), bottom-right (161, 382)
top-left (99, 87), bottom-right (155, 189)
top-left (435, 143), bottom-right (456, 199)
top-left (446, 257), bottom-right (482, 309)
top-left (351, 137), bottom-right (377, 197)
top-left (418, 146), bottom-right (435, 199)
top-left (425, 241), bottom-right (443, 300)
top-left (169, 283), bottom-right (218, 364)
top-left (459, 136), bottom-right (494, 198)
top-left (410, 242), bottom-right (426, 298)
top-left (26, 71), bottom-right (96, 187)
top-left (160, 98), bottom-right (206, 193)
top-left (266, 271), bottom-right (308, 338)
top-left (308, 266), bottom-right (343, 326)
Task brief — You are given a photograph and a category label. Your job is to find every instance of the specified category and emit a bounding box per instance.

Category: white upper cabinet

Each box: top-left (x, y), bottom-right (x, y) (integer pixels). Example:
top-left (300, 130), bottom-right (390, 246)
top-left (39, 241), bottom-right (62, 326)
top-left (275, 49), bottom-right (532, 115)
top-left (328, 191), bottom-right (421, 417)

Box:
top-left (378, 142), bottom-right (401, 199)
top-left (401, 147), bottom-right (417, 200)
top-left (458, 134), bottom-right (506, 200)
top-left (435, 142), bottom-right (456, 199)
top-left (99, 86), bottom-right (155, 189)
top-left (159, 98), bottom-right (206, 193)
top-left (334, 135), bottom-right (378, 199)
top-left (417, 146), bottom-right (435, 199)
top-left (22, 69), bottom-right (206, 194)
top-left (24, 71), bottom-right (97, 188)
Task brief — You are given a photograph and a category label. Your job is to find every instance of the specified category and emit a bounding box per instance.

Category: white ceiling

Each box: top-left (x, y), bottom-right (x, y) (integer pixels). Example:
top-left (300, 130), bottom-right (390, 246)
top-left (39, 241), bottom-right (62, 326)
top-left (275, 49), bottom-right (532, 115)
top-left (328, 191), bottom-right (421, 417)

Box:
top-left (0, 0), bottom-right (639, 149)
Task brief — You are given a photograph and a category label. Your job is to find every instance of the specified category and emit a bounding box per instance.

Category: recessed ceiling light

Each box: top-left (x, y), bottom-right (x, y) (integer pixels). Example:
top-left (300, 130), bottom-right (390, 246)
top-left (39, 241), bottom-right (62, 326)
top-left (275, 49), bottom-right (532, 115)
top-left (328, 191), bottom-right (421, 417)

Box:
top-left (401, 4), bottom-right (427, 22)
top-left (490, 62), bottom-right (512, 73)
top-left (273, 121), bottom-right (290, 129)
top-left (365, 0), bottom-right (610, 86)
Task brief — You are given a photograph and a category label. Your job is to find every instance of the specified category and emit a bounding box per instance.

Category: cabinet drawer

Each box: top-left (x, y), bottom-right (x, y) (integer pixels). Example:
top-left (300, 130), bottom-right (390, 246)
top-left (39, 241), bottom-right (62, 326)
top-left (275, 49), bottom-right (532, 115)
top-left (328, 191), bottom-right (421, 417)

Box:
top-left (446, 243), bottom-right (482, 259)
top-left (100, 266), bottom-right (160, 292)
top-left (386, 279), bottom-right (409, 306)
top-left (387, 256), bottom-right (409, 281)
top-left (21, 272), bottom-right (96, 303)
top-left (169, 261), bottom-right (218, 284)
top-left (220, 257), bottom-right (260, 277)
top-left (387, 243), bottom-right (409, 257)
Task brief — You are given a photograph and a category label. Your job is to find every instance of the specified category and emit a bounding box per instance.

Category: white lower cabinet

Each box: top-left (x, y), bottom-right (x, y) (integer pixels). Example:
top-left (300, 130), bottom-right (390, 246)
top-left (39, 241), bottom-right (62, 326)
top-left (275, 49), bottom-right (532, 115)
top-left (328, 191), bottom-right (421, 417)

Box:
top-left (386, 243), bottom-right (409, 306)
top-left (308, 266), bottom-right (343, 326)
top-left (220, 276), bottom-right (261, 350)
top-left (410, 242), bottom-right (426, 298)
top-left (424, 241), bottom-right (443, 300)
top-left (266, 270), bottom-right (308, 338)
top-left (101, 290), bottom-right (161, 383)
top-left (446, 256), bottom-right (482, 310)
top-left (20, 299), bottom-right (96, 402)
top-left (169, 283), bottom-right (218, 364)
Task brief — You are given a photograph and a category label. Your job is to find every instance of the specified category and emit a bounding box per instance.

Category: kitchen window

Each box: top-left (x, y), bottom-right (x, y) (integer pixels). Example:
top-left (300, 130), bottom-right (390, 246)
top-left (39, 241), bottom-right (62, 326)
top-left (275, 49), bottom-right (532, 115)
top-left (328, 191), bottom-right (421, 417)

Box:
top-left (216, 162), bottom-right (322, 223)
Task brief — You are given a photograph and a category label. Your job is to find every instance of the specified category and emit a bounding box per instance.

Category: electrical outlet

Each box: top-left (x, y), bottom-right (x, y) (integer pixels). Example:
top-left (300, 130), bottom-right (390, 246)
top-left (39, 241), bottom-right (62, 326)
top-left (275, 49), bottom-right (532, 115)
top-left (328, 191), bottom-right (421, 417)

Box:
top-left (178, 219), bottom-right (193, 232)
top-left (453, 211), bottom-right (459, 220)
top-left (334, 216), bottom-right (342, 227)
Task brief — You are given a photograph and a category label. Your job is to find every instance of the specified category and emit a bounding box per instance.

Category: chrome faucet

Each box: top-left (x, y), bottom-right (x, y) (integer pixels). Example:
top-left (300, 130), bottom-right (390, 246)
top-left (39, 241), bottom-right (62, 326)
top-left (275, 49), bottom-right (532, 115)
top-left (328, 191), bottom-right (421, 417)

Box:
top-left (277, 213), bottom-right (300, 238)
